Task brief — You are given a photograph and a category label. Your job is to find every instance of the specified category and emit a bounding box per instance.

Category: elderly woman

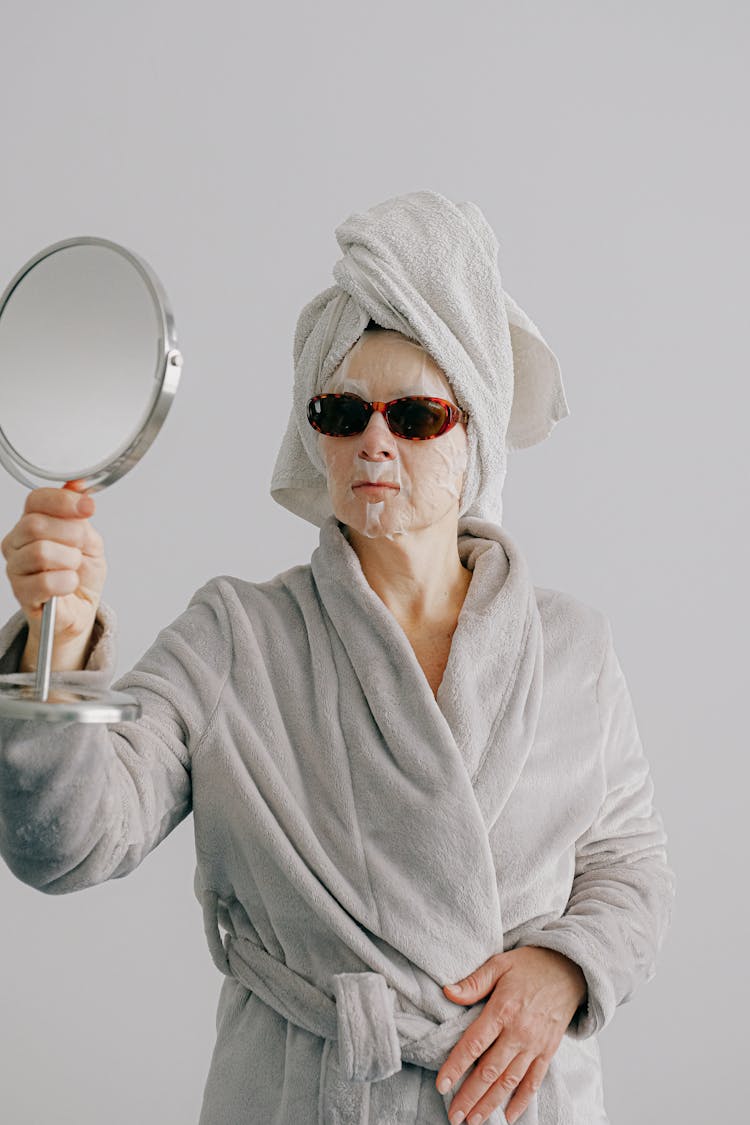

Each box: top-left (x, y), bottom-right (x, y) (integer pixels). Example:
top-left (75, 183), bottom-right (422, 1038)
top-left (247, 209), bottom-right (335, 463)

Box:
top-left (0, 191), bottom-right (675, 1125)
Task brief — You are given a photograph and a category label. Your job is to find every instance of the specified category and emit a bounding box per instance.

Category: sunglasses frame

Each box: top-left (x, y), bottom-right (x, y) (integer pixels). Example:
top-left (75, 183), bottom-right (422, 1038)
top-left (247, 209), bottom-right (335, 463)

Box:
top-left (307, 392), bottom-right (470, 441)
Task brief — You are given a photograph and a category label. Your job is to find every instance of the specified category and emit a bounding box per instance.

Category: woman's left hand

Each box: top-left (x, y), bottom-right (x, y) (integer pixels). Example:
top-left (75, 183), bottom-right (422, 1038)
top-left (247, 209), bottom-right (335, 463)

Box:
top-left (435, 946), bottom-right (587, 1125)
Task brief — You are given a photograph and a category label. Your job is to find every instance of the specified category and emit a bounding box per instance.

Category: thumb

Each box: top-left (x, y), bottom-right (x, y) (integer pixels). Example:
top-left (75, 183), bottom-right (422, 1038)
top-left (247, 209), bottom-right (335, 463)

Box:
top-left (444, 955), bottom-right (506, 1003)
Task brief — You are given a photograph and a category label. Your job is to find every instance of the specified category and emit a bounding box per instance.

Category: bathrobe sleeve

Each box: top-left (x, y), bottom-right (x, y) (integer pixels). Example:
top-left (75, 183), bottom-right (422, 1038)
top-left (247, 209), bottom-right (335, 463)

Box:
top-left (0, 579), bottom-right (230, 894)
top-left (514, 615), bottom-right (676, 1040)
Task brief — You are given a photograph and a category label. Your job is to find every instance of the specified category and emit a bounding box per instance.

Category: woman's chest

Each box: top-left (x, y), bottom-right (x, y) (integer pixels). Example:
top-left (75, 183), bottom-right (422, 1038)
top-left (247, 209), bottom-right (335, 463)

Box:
top-left (193, 582), bottom-right (607, 896)
top-left (399, 624), bottom-right (456, 698)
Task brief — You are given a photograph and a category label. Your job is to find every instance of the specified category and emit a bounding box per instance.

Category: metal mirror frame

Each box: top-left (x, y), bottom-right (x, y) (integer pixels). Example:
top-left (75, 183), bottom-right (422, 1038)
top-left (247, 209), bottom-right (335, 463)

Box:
top-left (0, 235), bottom-right (183, 492)
top-left (0, 235), bottom-right (183, 722)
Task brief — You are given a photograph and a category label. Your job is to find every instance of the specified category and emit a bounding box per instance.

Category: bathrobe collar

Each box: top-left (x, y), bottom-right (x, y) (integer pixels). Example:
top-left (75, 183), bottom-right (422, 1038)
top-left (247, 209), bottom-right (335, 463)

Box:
top-left (310, 513), bottom-right (545, 832)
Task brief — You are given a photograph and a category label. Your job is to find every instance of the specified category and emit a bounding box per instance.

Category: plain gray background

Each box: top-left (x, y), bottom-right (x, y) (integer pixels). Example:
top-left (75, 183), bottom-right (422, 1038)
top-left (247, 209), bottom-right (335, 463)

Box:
top-left (0, 2), bottom-right (746, 1122)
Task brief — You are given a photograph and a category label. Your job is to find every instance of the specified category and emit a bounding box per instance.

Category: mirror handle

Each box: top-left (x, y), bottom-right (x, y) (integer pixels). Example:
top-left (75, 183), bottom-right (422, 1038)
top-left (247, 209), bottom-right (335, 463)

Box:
top-left (31, 479), bottom-right (88, 699)
top-left (34, 597), bottom-right (56, 701)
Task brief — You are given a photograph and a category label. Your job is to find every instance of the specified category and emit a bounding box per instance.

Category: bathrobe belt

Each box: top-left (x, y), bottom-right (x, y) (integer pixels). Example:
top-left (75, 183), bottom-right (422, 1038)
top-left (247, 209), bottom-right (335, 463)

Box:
top-left (222, 932), bottom-right (508, 1124)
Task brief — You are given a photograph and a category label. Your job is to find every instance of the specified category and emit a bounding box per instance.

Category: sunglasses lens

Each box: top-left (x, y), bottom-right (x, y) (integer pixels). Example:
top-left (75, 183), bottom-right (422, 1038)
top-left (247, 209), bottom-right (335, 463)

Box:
top-left (308, 395), bottom-right (368, 436)
top-left (387, 398), bottom-right (449, 438)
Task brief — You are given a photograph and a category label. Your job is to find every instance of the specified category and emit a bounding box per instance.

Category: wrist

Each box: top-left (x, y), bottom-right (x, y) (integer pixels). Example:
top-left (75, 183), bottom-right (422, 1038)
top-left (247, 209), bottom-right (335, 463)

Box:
top-left (534, 947), bottom-right (587, 1007)
top-left (20, 624), bottom-right (96, 674)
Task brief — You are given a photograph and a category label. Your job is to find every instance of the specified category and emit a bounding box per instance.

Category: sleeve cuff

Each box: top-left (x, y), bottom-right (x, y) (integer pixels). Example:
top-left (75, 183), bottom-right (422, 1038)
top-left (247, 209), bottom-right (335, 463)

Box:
top-left (511, 928), bottom-right (609, 1040)
top-left (0, 602), bottom-right (117, 688)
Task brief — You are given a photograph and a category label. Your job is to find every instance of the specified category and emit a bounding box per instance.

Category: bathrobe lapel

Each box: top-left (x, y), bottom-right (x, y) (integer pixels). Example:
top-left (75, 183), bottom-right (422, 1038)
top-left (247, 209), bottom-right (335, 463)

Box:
top-left (309, 515), bottom-right (544, 980)
top-left (439, 515), bottom-right (545, 830)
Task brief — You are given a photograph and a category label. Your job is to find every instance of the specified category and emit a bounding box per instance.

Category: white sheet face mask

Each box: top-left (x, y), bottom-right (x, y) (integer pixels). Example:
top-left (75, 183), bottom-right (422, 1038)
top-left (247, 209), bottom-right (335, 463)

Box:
top-left (316, 330), bottom-right (468, 541)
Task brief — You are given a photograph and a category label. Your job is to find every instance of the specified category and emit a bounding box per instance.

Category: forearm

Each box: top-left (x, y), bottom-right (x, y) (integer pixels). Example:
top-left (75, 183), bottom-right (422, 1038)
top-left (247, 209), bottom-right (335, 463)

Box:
top-left (513, 852), bottom-right (675, 1039)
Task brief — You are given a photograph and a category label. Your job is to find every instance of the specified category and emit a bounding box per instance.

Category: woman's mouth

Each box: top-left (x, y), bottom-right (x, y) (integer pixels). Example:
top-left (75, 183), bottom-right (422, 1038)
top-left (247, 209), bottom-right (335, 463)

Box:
top-left (352, 482), bottom-right (400, 495)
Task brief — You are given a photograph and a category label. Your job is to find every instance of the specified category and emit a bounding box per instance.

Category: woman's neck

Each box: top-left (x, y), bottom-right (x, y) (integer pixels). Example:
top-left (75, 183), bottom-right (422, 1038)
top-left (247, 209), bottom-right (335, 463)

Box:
top-left (343, 509), bottom-right (471, 628)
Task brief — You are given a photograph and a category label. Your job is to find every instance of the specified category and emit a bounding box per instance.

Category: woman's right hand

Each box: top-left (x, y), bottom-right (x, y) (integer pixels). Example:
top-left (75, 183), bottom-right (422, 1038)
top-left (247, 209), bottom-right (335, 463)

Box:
top-left (1, 486), bottom-right (107, 662)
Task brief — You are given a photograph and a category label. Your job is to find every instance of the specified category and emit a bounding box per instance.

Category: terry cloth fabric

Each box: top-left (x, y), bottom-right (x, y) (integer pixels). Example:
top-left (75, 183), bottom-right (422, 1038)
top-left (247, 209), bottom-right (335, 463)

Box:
top-left (270, 189), bottom-right (570, 529)
top-left (0, 515), bottom-right (675, 1124)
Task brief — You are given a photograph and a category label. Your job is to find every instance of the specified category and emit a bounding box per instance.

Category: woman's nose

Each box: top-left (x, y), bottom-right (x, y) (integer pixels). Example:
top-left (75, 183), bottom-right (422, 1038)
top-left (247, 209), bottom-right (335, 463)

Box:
top-left (357, 409), bottom-right (396, 460)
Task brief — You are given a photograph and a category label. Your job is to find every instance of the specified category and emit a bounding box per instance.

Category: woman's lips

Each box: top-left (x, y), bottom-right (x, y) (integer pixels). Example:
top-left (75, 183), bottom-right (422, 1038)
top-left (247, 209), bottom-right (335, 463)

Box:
top-left (352, 482), bottom-right (400, 494)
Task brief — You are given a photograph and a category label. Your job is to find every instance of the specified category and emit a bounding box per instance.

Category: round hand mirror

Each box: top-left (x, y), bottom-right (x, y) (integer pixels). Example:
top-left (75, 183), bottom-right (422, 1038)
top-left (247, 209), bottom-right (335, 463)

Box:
top-left (0, 236), bottom-right (183, 722)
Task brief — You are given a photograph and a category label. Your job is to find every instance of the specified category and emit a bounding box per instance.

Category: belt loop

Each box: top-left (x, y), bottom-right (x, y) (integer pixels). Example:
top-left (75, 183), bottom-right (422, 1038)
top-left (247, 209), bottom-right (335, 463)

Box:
top-left (332, 971), bottom-right (402, 1082)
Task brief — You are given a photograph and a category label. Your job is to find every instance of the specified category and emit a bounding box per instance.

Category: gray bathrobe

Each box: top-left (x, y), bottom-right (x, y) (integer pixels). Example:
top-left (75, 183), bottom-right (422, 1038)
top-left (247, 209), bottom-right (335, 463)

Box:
top-left (0, 514), bottom-right (675, 1124)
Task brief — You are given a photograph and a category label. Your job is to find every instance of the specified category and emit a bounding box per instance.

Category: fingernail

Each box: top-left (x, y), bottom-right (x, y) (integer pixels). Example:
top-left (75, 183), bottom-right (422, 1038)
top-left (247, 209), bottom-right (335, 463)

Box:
top-left (437, 1077), bottom-right (451, 1094)
top-left (450, 982), bottom-right (464, 992)
top-left (77, 496), bottom-right (94, 514)
top-left (450, 1112), bottom-right (465, 1125)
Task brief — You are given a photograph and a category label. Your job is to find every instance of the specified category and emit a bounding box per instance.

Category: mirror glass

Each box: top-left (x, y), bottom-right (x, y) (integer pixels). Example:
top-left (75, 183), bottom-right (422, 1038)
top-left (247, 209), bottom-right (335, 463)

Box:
top-left (0, 244), bottom-right (162, 478)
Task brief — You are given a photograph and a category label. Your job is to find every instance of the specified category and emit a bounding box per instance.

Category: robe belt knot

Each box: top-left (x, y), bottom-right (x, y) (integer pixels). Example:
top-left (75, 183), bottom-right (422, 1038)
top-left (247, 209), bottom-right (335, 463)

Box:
top-left (219, 932), bottom-right (507, 1123)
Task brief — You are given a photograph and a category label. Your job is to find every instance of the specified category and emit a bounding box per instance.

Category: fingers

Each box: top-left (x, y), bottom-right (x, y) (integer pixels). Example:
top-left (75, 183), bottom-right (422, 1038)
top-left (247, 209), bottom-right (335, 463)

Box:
top-left (6, 534), bottom-right (88, 614)
top-left (503, 1057), bottom-right (548, 1125)
top-left (437, 1004), bottom-right (507, 1097)
top-left (444, 1047), bottom-right (546, 1125)
top-left (2, 502), bottom-right (100, 559)
top-left (25, 485), bottom-right (94, 519)
top-left (436, 987), bottom-right (558, 1125)
top-left (1, 486), bottom-right (105, 623)
top-left (10, 568), bottom-right (82, 613)
top-left (8, 538), bottom-right (83, 577)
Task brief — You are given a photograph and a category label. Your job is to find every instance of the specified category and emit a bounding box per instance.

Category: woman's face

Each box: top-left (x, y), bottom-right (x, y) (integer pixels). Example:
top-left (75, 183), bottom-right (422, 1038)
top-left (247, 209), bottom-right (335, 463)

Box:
top-left (316, 330), bottom-right (468, 540)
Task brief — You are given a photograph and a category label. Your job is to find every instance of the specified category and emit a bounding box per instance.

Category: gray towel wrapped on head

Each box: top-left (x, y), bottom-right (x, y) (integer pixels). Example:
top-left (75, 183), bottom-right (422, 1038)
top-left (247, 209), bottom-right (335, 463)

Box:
top-left (270, 188), bottom-right (570, 527)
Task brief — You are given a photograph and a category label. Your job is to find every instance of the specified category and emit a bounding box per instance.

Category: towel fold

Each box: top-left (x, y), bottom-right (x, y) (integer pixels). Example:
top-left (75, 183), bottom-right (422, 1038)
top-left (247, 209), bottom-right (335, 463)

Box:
top-left (271, 189), bottom-right (570, 527)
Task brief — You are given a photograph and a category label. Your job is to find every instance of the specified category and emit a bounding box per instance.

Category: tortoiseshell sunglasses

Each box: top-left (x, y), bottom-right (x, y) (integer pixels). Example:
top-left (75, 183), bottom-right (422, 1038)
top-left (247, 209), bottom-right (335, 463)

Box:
top-left (307, 392), bottom-right (470, 440)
